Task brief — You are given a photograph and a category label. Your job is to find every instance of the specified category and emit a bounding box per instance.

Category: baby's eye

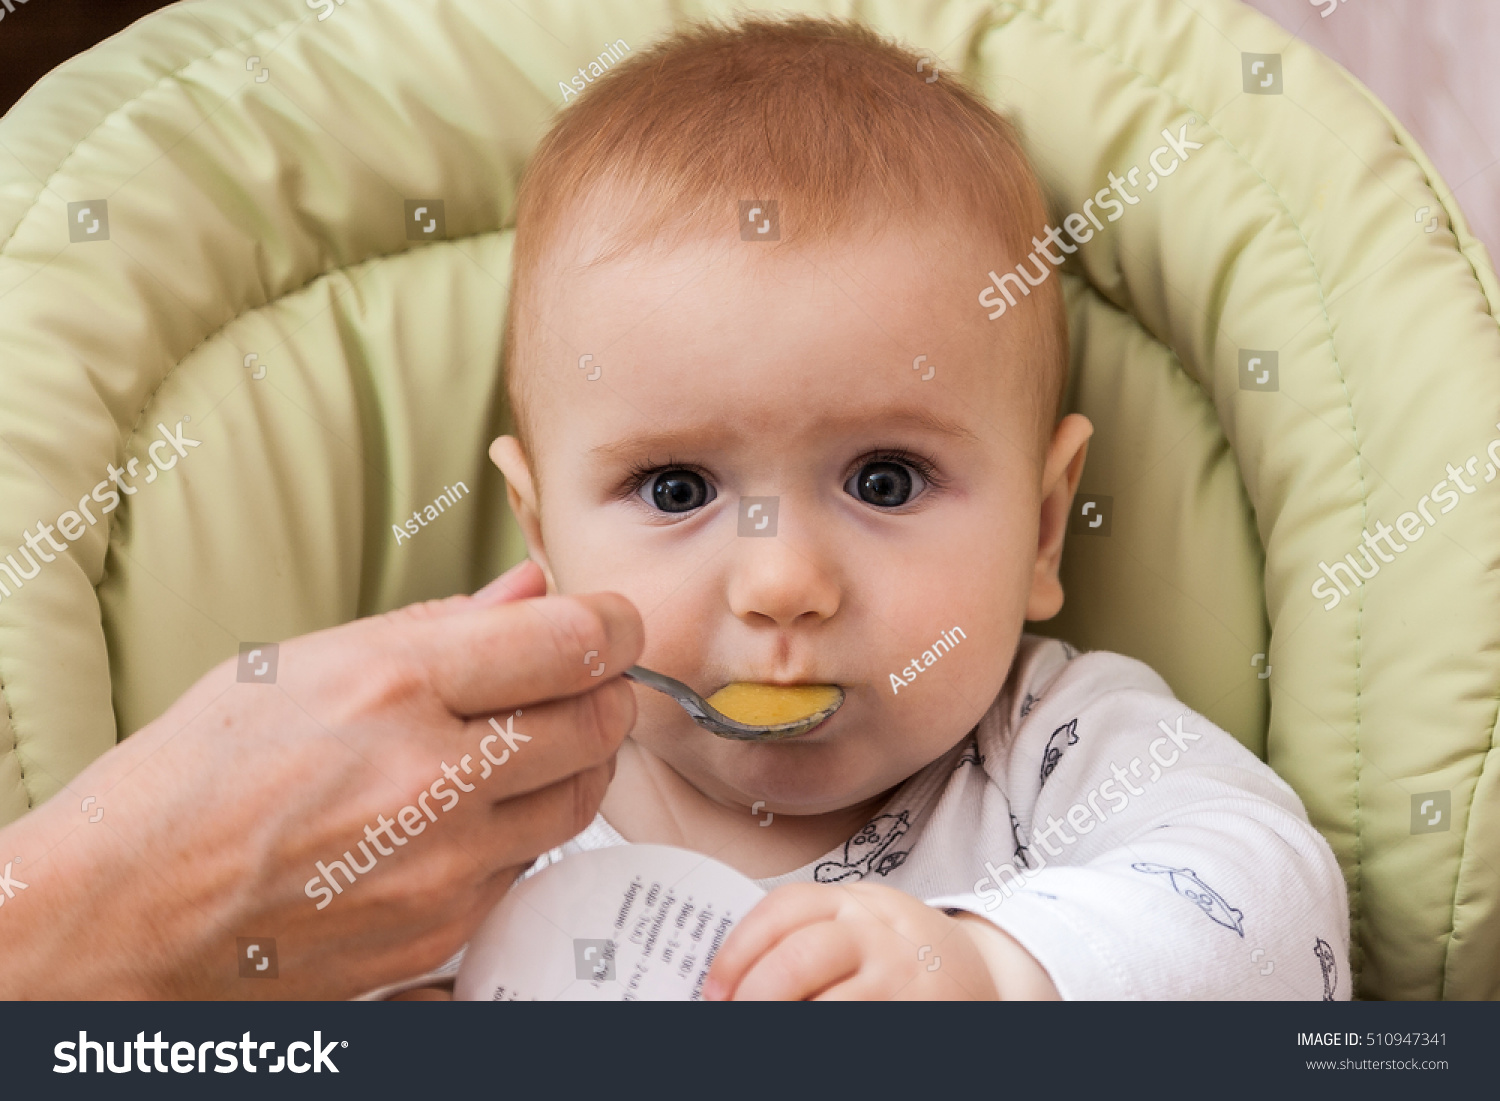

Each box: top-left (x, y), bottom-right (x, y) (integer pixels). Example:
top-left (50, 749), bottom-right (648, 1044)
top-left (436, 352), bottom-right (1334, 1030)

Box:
top-left (639, 468), bottom-right (715, 513)
top-left (845, 459), bottom-right (928, 508)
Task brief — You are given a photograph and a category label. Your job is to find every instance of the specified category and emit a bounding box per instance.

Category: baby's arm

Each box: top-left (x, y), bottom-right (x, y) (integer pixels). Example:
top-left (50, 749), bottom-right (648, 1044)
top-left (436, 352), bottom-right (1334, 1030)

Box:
top-left (933, 648), bottom-right (1351, 1000)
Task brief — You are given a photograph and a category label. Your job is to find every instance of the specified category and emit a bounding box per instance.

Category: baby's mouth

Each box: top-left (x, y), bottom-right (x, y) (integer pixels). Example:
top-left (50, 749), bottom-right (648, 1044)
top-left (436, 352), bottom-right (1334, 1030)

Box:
top-left (703, 682), bottom-right (844, 728)
top-left (621, 666), bottom-right (845, 740)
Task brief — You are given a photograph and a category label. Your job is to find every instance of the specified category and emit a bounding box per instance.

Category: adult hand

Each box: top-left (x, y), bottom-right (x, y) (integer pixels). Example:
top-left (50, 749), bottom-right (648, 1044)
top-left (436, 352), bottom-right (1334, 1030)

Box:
top-left (0, 559), bottom-right (643, 999)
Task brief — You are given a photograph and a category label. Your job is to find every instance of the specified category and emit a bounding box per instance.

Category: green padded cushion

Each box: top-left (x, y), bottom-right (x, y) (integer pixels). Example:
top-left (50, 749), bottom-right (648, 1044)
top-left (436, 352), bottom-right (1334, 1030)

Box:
top-left (0, 0), bottom-right (1495, 999)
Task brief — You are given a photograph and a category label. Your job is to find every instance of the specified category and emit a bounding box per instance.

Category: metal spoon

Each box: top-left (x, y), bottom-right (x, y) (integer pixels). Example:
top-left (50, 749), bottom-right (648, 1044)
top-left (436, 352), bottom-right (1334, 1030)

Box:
top-left (621, 665), bottom-right (844, 741)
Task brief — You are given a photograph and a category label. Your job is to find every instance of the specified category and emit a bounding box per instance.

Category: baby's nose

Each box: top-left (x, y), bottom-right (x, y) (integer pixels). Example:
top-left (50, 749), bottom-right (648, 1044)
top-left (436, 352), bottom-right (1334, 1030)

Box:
top-left (724, 521), bottom-right (841, 629)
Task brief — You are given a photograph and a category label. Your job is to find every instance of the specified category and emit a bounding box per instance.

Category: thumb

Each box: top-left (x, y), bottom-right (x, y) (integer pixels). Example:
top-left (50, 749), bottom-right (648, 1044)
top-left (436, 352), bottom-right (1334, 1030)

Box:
top-left (383, 560), bottom-right (546, 627)
top-left (471, 559), bottom-right (545, 607)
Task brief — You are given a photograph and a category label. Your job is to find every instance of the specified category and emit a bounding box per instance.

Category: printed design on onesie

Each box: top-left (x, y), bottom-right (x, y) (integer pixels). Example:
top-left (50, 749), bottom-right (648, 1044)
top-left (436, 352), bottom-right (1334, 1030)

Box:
top-left (1059, 641), bottom-right (1078, 660)
top-left (955, 743), bottom-right (984, 770)
top-left (1019, 691), bottom-right (1038, 718)
top-left (1039, 717), bottom-right (1079, 785)
top-left (1313, 938), bottom-right (1338, 1001)
top-left (1010, 812), bottom-right (1034, 869)
top-left (814, 812), bottom-right (911, 883)
top-left (1131, 862), bottom-right (1245, 936)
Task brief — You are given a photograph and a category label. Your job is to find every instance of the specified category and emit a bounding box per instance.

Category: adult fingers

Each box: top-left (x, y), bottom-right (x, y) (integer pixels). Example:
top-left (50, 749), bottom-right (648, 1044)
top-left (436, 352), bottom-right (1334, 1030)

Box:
top-left (706, 883), bottom-right (843, 998)
top-left (409, 590), bottom-right (644, 718)
top-left (453, 673), bottom-right (636, 805)
top-left (730, 921), bottom-right (861, 1001)
top-left (382, 560), bottom-right (545, 625)
top-left (387, 759), bottom-right (616, 894)
top-left (470, 559), bottom-right (546, 607)
top-left (308, 758), bottom-right (615, 945)
top-left (809, 975), bottom-right (885, 1001)
top-left (481, 756), bottom-right (615, 863)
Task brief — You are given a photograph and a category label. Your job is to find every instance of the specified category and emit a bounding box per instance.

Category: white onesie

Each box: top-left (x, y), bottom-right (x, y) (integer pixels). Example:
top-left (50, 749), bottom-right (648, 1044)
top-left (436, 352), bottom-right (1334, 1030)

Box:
top-left (533, 633), bottom-right (1351, 1000)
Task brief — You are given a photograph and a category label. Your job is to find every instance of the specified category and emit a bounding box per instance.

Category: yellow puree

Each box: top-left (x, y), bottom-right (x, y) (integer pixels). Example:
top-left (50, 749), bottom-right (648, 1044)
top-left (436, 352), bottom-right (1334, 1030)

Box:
top-left (705, 682), bottom-right (841, 725)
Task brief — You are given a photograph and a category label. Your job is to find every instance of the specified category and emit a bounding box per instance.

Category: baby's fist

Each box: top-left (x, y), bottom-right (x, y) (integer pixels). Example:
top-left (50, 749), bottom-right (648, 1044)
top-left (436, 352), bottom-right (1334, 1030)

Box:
top-left (702, 881), bottom-right (1005, 1001)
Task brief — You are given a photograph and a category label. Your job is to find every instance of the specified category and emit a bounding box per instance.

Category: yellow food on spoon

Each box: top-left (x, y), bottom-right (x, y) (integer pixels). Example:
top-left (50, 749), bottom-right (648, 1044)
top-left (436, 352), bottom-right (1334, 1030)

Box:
top-left (704, 682), bottom-right (841, 726)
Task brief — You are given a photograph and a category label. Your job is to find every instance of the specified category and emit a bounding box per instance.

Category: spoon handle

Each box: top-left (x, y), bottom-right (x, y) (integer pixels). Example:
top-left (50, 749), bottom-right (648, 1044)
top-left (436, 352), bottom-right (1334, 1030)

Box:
top-left (620, 665), bottom-right (713, 719)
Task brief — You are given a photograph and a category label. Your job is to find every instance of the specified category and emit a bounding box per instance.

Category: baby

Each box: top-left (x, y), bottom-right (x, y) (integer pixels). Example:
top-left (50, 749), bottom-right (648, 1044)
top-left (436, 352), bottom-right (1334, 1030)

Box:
top-left (484, 15), bottom-right (1348, 1000)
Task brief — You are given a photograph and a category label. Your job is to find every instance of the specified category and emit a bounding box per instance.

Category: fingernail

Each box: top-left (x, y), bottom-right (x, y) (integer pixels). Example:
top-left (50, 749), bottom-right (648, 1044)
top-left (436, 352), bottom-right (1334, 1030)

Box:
top-left (473, 560), bottom-right (534, 604)
top-left (492, 559), bottom-right (531, 584)
top-left (701, 975), bottom-right (724, 1001)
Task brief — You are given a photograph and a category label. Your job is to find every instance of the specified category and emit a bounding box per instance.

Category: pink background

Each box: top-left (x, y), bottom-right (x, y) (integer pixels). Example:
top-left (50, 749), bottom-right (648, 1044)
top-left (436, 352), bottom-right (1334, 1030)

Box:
top-left (1243, 0), bottom-right (1500, 262)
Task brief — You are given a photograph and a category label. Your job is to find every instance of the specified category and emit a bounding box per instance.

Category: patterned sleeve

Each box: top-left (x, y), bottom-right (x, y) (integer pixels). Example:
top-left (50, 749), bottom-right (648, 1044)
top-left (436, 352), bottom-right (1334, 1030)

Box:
top-left (927, 638), bottom-right (1350, 1000)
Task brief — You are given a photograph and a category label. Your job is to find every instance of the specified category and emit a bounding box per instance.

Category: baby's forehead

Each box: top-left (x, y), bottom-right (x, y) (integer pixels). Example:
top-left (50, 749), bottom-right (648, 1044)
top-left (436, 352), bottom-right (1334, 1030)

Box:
top-left (514, 242), bottom-right (1045, 471)
top-left (507, 198), bottom-right (1058, 465)
top-left (526, 207), bottom-right (1000, 324)
top-left (523, 227), bottom-right (995, 381)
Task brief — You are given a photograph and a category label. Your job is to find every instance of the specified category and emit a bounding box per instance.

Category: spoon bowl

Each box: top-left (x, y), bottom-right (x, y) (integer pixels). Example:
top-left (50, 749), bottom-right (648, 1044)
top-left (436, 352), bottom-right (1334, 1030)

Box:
top-left (621, 665), bottom-right (844, 741)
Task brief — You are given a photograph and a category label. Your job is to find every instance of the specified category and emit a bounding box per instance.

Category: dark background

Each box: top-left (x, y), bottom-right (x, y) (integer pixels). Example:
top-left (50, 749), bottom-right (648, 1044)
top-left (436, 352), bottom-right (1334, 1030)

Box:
top-left (0, 0), bottom-right (174, 114)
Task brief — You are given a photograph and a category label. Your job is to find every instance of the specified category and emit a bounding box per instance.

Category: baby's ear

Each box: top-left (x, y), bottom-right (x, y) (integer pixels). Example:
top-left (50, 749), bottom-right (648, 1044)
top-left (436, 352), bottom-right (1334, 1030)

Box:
top-left (489, 436), bottom-right (557, 592)
top-left (489, 435), bottom-right (532, 503)
top-left (1026, 414), bottom-right (1093, 620)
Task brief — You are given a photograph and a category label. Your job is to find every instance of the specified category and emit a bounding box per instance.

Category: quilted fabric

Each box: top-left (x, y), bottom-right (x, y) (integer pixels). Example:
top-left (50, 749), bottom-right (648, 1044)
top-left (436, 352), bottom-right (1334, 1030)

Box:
top-left (0, 0), bottom-right (1494, 999)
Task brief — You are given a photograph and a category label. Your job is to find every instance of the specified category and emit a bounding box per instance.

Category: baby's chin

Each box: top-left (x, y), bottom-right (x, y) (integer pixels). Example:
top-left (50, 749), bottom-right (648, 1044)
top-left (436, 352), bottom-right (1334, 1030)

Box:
top-left (653, 732), bottom-right (930, 817)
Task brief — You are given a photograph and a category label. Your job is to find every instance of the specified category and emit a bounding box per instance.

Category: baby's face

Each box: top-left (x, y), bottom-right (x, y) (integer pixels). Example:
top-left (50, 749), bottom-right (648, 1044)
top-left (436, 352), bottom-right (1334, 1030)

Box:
top-left (495, 224), bottom-right (1089, 815)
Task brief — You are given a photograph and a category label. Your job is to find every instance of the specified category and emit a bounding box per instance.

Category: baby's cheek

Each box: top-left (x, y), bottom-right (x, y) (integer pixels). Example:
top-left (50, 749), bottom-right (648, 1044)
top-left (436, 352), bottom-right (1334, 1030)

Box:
top-left (636, 624), bottom-right (711, 688)
top-left (884, 626), bottom-right (1017, 746)
top-left (881, 682), bottom-right (970, 773)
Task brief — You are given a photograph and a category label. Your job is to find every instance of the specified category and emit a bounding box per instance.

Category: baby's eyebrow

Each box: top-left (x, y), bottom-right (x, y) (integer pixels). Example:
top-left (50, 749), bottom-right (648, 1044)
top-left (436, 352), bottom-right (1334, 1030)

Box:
top-left (588, 407), bottom-right (978, 461)
top-left (588, 428), bottom-right (724, 462)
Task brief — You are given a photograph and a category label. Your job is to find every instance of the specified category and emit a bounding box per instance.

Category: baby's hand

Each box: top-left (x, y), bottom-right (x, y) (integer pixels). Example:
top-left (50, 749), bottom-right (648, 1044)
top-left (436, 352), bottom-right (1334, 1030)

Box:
top-left (701, 882), bottom-right (1057, 1001)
